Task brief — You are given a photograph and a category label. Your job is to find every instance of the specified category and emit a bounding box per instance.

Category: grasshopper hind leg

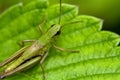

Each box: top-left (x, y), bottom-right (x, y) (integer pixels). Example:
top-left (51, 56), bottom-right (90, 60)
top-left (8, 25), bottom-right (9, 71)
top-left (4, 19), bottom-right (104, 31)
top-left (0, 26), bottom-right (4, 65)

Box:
top-left (0, 73), bottom-right (6, 80)
top-left (0, 75), bottom-right (4, 80)
top-left (0, 46), bottom-right (29, 68)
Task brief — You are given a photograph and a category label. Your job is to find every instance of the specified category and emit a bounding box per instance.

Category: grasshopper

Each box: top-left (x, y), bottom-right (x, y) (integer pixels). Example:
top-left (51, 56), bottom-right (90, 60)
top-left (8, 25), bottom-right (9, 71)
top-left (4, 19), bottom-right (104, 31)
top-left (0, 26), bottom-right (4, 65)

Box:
top-left (0, 0), bottom-right (79, 80)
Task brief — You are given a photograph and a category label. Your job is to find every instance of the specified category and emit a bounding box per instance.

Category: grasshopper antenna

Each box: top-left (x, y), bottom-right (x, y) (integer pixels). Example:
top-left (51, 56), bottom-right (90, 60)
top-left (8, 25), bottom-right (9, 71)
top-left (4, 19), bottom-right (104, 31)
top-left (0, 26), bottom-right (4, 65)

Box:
top-left (58, 0), bottom-right (62, 24)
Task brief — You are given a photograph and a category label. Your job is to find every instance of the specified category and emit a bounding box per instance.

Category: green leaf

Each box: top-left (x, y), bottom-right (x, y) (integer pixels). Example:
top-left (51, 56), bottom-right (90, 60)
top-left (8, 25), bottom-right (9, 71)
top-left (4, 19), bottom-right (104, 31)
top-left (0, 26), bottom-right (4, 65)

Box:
top-left (0, 0), bottom-right (120, 80)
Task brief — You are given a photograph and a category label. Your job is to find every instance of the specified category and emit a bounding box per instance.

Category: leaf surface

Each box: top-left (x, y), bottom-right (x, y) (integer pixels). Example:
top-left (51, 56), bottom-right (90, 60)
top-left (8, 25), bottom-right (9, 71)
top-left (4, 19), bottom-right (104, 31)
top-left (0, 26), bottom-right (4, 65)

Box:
top-left (0, 0), bottom-right (120, 80)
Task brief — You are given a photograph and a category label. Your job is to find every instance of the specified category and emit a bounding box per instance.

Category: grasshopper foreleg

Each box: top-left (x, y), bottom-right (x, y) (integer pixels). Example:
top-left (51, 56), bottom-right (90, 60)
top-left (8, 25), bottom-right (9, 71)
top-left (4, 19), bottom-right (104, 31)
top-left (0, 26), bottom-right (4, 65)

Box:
top-left (38, 16), bottom-right (46, 35)
top-left (38, 24), bottom-right (44, 34)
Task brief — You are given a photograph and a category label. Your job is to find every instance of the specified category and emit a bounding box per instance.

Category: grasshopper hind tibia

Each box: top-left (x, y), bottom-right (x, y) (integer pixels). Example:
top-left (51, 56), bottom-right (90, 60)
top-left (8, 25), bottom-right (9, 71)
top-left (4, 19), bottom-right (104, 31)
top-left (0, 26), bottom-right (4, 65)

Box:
top-left (0, 75), bottom-right (5, 80)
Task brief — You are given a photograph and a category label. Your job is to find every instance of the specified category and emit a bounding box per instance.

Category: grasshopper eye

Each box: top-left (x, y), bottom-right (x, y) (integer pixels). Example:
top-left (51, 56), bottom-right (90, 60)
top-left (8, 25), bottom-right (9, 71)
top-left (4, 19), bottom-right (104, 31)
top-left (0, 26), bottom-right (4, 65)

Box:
top-left (51, 24), bottom-right (55, 27)
top-left (55, 30), bottom-right (61, 36)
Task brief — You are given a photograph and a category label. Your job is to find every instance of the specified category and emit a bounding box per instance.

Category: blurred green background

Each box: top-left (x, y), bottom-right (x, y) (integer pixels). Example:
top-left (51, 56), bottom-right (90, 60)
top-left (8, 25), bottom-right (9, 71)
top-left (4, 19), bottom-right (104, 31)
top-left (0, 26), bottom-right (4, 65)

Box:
top-left (0, 0), bottom-right (120, 34)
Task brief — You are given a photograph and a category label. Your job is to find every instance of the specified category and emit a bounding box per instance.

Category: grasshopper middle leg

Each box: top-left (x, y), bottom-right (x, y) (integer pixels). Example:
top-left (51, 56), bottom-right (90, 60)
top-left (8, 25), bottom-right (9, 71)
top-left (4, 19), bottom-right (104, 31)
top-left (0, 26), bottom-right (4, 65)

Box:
top-left (39, 51), bottom-right (49, 80)
top-left (53, 45), bottom-right (80, 53)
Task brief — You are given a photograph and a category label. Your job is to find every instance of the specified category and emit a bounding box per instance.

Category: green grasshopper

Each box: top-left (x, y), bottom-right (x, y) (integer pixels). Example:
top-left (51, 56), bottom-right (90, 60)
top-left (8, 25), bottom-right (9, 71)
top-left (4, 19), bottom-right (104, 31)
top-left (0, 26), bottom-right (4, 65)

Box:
top-left (0, 0), bottom-right (79, 80)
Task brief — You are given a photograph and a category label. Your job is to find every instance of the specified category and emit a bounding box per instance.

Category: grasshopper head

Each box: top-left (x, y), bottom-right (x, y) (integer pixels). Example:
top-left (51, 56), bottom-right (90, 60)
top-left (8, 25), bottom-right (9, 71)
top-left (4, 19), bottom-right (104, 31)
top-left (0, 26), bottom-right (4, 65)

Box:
top-left (38, 24), bottom-right (61, 45)
top-left (50, 24), bottom-right (61, 36)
